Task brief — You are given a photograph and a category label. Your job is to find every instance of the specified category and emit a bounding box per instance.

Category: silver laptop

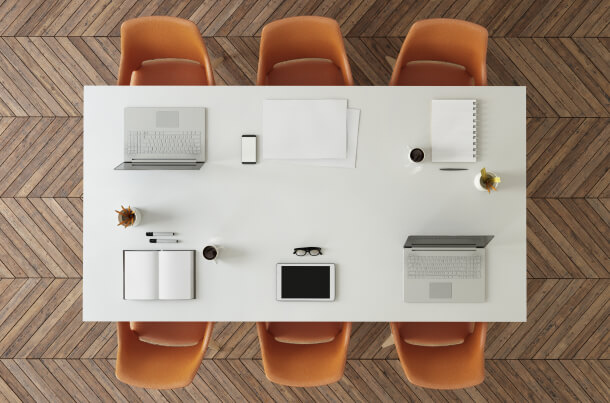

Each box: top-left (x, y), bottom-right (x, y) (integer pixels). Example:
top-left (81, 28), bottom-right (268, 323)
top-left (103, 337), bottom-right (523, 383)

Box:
top-left (403, 235), bottom-right (493, 303)
top-left (115, 107), bottom-right (206, 170)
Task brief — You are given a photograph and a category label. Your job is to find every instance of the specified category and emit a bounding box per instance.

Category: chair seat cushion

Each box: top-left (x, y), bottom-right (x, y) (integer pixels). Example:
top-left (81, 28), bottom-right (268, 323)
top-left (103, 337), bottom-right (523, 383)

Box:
top-left (402, 339), bottom-right (485, 389)
top-left (130, 322), bottom-right (208, 347)
top-left (396, 61), bottom-right (474, 86)
top-left (130, 59), bottom-right (209, 85)
top-left (267, 322), bottom-right (343, 344)
top-left (399, 322), bottom-right (474, 346)
top-left (265, 59), bottom-right (345, 85)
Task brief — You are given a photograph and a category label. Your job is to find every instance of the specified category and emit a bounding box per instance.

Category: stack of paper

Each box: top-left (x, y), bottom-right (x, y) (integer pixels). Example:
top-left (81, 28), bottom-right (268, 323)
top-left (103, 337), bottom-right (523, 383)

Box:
top-left (263, 99), bottom-right (360, 168)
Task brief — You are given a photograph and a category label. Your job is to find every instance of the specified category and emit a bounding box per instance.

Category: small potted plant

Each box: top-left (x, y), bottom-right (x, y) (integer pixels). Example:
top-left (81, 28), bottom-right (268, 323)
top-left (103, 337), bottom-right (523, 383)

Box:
top-left (474, 168), bottom-right (501, 193)
top-left (116, 205), bottom-right (141, 228)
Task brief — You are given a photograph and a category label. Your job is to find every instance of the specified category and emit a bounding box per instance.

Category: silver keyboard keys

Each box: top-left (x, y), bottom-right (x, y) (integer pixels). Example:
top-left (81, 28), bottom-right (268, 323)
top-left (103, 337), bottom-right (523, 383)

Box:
top-left (407, 255), bottom-right (481, 279)
top-left (129, 130), bottom-right (202, 155)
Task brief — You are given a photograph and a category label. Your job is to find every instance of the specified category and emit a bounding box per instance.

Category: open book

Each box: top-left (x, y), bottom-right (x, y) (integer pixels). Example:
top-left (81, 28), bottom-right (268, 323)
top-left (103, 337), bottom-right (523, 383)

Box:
top-left (123, 250), bottom-right (195, 300)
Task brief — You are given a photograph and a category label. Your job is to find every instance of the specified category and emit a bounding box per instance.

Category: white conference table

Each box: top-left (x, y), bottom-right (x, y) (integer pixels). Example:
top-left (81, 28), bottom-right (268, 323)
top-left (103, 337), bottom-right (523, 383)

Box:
top-left (83, 86), bottom-right (526, 322)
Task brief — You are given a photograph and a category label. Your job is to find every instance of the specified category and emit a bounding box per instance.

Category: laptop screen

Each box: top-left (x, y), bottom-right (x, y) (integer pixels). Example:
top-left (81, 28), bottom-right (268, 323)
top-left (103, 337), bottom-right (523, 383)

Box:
top-left (404, 235), bottom-right (494, 248)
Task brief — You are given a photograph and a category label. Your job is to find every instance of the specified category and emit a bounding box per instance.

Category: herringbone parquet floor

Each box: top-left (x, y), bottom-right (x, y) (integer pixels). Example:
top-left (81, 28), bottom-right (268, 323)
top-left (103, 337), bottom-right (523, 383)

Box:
top-left (0, 1), bottom-right (608, 402)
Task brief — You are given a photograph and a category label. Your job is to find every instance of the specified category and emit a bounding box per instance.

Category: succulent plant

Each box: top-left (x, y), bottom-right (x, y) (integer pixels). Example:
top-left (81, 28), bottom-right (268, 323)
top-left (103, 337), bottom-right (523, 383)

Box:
top-left (480, 168), bottom-right (501, 193)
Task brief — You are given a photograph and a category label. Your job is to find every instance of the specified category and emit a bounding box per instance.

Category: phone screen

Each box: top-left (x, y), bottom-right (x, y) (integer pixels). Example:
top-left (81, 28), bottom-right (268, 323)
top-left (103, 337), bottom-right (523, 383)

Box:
top-left (241, 135), bottom-right (256, 164)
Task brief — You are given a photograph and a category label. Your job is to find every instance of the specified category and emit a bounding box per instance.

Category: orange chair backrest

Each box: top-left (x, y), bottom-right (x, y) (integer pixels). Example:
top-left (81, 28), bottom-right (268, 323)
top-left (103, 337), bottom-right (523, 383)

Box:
top-left (118, 16), bottom-right (214, 85)
top-left (390, 19), bottom-right (488, 86)
top-left (257, 322), bottom-right (352, 386)
top-left (257, 16), bottom-right (353, 85)
top-left (391, 322), bottom-right (487, 389)
top-left (116, 322), bottom-right (213, 389)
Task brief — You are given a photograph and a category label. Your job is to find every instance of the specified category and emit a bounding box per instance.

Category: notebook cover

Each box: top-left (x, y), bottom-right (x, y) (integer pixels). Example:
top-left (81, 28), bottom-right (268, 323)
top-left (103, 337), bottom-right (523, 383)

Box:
top-left (431, 99), bottom-right (477, 162)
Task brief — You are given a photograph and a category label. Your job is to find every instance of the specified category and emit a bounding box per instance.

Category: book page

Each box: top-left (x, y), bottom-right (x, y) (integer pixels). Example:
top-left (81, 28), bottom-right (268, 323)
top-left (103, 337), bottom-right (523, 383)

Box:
top-left (124, 251), bottom-right (159, 300)
top-left (158, 250), bottom-right (195, 300)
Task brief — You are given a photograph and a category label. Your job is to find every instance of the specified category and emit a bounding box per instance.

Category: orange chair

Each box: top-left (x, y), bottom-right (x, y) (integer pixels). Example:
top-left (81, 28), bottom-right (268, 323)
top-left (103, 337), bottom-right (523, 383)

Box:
top-left (389, 19), bottom-right (488, 86)
top-left (118, 16), bottom-right (214, 86)
top-left (116, 322), bottom-right (213, 389)
top-left (257, 16), bottom-right (353, 86)
top-left (390, 322), bottom-right (487, 389)
top-left (257, 322), bottom-right (351, 386)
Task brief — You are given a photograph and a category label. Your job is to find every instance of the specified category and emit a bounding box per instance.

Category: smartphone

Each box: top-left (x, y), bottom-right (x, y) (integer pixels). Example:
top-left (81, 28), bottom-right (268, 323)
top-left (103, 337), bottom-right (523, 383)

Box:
top-left (241, 135), bottom-right (257, 164)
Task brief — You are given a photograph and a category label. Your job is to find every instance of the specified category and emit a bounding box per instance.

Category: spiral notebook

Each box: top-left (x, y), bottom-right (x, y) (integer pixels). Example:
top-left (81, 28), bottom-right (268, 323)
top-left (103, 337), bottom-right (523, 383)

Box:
top-left (431, 100), bottom-right (477, 162)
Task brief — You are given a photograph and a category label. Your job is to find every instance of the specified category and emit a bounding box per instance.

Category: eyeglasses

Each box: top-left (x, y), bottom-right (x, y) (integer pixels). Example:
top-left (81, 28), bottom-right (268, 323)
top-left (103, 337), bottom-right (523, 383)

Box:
top-left (293, 247), bottom-right (323, 256)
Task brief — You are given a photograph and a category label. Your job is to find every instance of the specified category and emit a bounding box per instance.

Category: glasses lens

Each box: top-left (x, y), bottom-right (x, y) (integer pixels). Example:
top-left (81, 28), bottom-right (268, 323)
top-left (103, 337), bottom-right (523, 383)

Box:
top-left (309, 249), bottom-right (320, 256)
top-left (295, 249), bottom-right (306, 256)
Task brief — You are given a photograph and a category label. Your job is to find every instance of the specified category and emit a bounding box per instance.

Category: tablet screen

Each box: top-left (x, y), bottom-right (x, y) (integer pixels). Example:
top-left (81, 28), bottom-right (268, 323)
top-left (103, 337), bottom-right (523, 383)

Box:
top-left (281, 265), bottom-right (331, 299)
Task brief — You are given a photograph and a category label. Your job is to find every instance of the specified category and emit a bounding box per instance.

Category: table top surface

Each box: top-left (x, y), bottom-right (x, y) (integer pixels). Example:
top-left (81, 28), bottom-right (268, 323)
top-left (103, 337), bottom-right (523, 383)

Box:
top-left (83, 85), bottom-right (527, 322)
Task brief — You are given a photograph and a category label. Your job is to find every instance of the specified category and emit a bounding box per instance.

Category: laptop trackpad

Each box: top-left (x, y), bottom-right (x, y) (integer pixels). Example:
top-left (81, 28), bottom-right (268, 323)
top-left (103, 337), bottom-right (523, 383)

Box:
top-left (156, 111), bottom-right (179, 128)
top-left (430, 283), bottom-right (452, 299)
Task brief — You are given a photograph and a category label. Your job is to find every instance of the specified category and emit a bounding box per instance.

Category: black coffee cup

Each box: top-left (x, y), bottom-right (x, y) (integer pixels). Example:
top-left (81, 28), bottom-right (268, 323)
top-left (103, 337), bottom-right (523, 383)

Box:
top-left (409, 148), bottom-right (425, 163)
top-left (203, 245), bottom-right (218, 260)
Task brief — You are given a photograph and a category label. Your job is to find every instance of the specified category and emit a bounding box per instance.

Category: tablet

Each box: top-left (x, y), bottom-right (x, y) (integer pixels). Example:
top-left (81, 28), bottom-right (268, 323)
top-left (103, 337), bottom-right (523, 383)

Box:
top-left (276, 264), bottom-right (335, 301)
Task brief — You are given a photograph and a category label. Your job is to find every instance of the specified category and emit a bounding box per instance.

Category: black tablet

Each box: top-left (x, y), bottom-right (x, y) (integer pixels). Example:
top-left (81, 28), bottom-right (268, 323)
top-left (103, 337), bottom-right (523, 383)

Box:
top-left (276, 264), bottom-right (335, 301)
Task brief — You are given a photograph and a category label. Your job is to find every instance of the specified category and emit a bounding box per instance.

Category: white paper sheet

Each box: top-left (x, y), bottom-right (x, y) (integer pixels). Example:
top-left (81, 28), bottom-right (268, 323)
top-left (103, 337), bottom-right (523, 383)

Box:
top-left (431, 99), bottom-right (477, 162)
top-left (289, 108), bottom-right (361, 168)
top-left (158, 250), bottom-right (195, 300)
top-left (124, 251), bottom-right (158, 300)
top-left (263, 99), bottom-right (347, 159)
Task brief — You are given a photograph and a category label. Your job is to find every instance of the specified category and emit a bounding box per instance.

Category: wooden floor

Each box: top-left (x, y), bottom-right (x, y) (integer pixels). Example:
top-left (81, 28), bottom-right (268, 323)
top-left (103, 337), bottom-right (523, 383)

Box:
top-left (0, 0), bottom-right (607, 401)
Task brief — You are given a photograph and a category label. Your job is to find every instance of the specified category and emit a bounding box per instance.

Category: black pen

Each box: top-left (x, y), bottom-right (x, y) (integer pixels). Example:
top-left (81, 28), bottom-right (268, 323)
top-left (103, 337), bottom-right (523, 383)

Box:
top-left (150, 239), bottom-right (178, 243)
top-left (440, 168), bottom-right (468, 171)
top-left (146, 232), bottom-right (174, 236)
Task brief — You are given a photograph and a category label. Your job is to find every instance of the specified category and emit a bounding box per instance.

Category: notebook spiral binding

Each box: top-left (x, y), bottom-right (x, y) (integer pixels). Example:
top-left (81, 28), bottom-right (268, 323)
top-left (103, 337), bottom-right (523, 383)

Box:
top-left (472, 100), bottom-right (478, 160)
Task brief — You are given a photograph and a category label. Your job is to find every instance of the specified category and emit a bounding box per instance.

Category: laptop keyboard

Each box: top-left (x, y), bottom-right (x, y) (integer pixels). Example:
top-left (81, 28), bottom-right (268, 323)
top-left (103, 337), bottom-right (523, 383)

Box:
top-left (128, 131), bottom-right (201, 155)
top-left (407, 255), bottom-right (482, 279)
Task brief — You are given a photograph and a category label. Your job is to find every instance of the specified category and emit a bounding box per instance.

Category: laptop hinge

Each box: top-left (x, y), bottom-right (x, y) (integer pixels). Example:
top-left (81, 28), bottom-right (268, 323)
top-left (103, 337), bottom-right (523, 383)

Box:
top-left (131, 159), bottom-right (198, 165)
top-left (411, 246), bottom-right (478, 251)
